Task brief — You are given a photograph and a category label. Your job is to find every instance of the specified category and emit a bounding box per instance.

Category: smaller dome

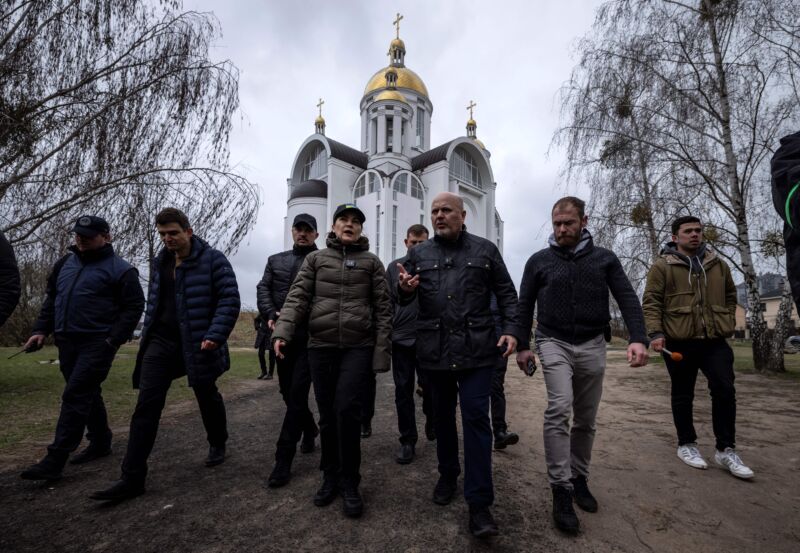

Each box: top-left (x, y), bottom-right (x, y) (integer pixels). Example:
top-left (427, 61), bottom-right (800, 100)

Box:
top-left (385, 67), bottom-right (398, 77)
top-left (390, 38), bottom-right (406, 51)
top-left (315, 115), bottom-right (325, 125)
top-left (374, 90), bottom-right (409, 104)
top-left (467, 118), bottom-right (476, 127)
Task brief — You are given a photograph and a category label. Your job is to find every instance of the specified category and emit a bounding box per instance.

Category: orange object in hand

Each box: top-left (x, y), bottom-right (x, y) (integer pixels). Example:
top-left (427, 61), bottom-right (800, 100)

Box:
top-left (662, 348), bottom-right (683, 362)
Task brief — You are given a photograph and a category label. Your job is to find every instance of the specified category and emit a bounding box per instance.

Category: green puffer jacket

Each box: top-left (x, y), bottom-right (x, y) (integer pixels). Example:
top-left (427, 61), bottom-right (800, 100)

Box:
top-left (642, 243), bottom-right (737, 340)
top-left (272, 233), bottom-right (392, 372)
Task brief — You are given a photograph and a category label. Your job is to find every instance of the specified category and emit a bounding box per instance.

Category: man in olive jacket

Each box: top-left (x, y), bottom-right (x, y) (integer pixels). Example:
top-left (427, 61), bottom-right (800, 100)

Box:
top-left (397, 192), bottom-right (519, 538)
top-left (643, 215), bottom-right (754, 480)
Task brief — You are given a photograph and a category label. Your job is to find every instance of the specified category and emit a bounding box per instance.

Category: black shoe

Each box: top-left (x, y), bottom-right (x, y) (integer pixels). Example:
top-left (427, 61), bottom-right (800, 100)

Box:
top-left (552, 485), bottom-right (580, 534)
top-left (264, 373), bottom-right (274, 380)
top-left (425, 420), bottom-right (436, 441)
top-left (341, 485), bottom-right (363, 518)
top-left (360, 423), bottom-right (372, 439)
top-left (69, 445), bottom-right (112, 465)
top-left (258, 373), bottom-right (267, 380)
top-left (493, 430), bottom-right (519, 450)
top-left (205, 445), bottom-right (226, 467)
top-left (570, 475), bottom-right (598, 513)
top-left (267, 460), bottom-right (291, 488)
top-left (432, 476), bottom-right (457, 505)
top-left (89, 479), bottom-right (145, 501)
top-left (395, 443), bottom-right (415, 465)
top-left (313, 477), bottom-right (339, 507)
top-left (20, 456), bottom-right (64, 481)
top-left (469, 505), bottom-right (500, 538)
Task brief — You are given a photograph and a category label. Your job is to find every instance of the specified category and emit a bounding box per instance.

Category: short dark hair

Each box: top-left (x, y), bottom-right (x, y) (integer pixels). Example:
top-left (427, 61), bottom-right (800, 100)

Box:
top-left (671, 215), bottom-right (702, 236)
top-left (552, 196), bottom-right (586, 218)
top-left (155, 208), bottom-right (191, 230)
top-left (406, 224), bottom-right (429, 238)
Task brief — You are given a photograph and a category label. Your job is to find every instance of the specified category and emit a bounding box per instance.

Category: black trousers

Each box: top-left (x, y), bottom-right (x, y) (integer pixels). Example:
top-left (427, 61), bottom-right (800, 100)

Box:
top-left (48, 334), bottom-right (115, 461)
top-left (274, 343), bottom-right (318, 462)
top-left (428, 366), bottom-right (495, 508)
top-left (121, 335), bottom-right (228, 482)
top-left (664, 338), bottom-right (736, 451)
top-left (258, 344), bottom-right (276, 376)
top-left (308, 347), bottom-right (372, 487)
top-left (392, 342), bottom-right (431, 445)
top-left (361, 371), bottom-right (376, 426)
top-left (490, 362), bottom-right (508, 436)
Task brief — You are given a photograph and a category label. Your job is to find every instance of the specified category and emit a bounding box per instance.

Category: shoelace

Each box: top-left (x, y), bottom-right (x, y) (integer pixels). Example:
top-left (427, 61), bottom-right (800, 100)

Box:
top-left (725, 450), bottom-right (744, 467)
top-left (683, 446), bottom-right (702, 460)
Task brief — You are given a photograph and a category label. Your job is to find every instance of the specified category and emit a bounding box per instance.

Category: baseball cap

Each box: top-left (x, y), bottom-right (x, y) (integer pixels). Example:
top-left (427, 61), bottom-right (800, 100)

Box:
top-left (332, 203), bottom-right (366, 224)
top-left (72, 215), bottom-right (110, 237)
top-left (292, 213), bottom-right (318, 231)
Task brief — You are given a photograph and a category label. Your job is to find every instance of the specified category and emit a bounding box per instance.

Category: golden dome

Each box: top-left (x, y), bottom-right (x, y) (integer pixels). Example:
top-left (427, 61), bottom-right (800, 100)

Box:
top-left (315, 115), bottom-right (325, 125)
top-left (467, 118), bottom-right (476, 127)
top-left (374, 90), bottom-right (409, 104)
top-left (473, 138), bottom-right (486, 149)
top-left (390, 37), bottom-right (406, 50)
top-left (365, 66), bottom-right (428, 97)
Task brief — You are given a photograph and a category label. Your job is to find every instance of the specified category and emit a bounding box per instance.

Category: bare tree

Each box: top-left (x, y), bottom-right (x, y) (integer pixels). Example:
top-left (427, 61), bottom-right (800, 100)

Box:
top-left (556, 0), bottom-right (800, 372)
top-left (0, 1), bottom-right (259, 266)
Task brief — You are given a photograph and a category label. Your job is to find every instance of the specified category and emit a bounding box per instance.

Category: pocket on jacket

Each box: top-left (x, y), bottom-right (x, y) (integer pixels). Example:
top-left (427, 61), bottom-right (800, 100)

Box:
top-left (415, 318), bottom-right (442, 362)
top-left (464, 257), bottom-right (491, 293)
top-left (663, 305), bottom-right (694, 339)
top-left (710, 304), bottom-right (735, 337)
top-left (466, 314), bottom-right (495, 355)
top-left (414, 259), bottom-right (440, 295)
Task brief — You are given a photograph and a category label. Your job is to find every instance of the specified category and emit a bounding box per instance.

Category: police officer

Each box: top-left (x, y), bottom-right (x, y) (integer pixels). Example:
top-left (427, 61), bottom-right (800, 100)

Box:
top-left (397, 192), bottom-right (519, 538)
top-left (20, 216), bottom-right (144, 481)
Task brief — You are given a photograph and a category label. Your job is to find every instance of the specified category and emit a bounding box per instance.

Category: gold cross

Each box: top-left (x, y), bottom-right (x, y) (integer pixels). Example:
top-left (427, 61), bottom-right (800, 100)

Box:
top-left (316, 98), bottom-right (324, 117)
top-left (466, 100), bottom-right (477, 119)
top-left (393, 12), bottom-right (403, 39)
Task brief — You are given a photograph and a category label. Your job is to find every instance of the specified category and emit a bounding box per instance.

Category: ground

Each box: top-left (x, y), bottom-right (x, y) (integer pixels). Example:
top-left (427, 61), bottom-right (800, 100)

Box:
top-left (1, 348), bottom-right (799, 552)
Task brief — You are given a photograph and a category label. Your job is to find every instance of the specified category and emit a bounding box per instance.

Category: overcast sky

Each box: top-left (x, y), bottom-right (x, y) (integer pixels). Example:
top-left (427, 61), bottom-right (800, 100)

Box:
top-left (181, 0), bottom-right (605, 309)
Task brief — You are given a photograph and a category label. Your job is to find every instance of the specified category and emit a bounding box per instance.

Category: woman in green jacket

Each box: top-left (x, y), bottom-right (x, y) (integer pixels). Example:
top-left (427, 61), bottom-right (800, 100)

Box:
top-left (273, 203), bottom-right (391, 518)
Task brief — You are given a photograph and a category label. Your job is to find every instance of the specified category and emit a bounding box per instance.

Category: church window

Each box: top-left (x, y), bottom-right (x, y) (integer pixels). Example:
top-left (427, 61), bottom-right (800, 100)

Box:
top-left (392, 205), bottom-right (398, 259)
top-left (375, 205), bottom-right (381, 256)
top-left (393, 173), bottom-right (408, 200)
top-left (368, 173), bottom-right (378, 193)
top-left (354, 177), bottom-right (366, 199)
top-left (416, 107), bottom-right (425, 147)
top-left (449, 148), bottom-right (483, 189)
top-left (387, 117), bottom-right (394, 150)
top-left (301, 144), bottom-right (326, 181)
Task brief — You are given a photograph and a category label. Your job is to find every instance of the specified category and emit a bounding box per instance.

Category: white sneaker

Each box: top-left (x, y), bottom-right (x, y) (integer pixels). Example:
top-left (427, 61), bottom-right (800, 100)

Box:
top-left (714, 448), bottom-right (754, 479)
top-left (677, 443), bottom-right (708, 469)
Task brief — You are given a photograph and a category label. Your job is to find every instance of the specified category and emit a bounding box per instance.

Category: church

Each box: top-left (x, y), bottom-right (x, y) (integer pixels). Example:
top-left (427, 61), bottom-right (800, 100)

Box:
top-left (283, 15), bottom-right (504, 264)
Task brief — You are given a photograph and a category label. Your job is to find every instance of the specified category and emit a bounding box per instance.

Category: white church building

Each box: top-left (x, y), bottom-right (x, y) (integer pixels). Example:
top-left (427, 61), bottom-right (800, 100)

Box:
top-left (284, 21), bottom-right (504, 264)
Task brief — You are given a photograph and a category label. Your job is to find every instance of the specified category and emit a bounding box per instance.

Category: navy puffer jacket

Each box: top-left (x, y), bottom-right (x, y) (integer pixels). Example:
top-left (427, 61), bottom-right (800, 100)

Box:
top-left (134, 236), bottom-right (240, 388)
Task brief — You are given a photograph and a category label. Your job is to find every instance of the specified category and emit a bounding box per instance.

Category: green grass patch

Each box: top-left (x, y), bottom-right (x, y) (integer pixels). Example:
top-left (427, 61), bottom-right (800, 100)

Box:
top-left (0, 345), bottom-right (260, 453)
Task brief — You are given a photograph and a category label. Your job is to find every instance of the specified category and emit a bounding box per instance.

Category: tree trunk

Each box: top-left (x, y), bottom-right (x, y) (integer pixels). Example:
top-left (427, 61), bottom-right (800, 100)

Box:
top-left (768, 279), bottom-right (793, 373)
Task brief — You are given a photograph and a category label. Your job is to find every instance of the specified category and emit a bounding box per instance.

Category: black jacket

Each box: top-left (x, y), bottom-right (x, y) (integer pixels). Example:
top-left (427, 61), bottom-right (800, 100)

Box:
top-left (0, 231), bottom-right (20, 328)
top-left (386, 253), bottom-right (418, 346)
top-left (401, 229), bottom-right (519, 371)
top-left (771, 131), bottom-right (800, 312)
top-left (516, 231), bottom-right (647, 348)
top-left (256, 244), bottom-right (318, 333)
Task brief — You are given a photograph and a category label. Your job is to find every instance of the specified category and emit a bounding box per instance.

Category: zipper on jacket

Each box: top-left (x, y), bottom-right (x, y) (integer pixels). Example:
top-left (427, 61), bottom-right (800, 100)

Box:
top-left (62, 259), bottom-right (86, 332)
top-left (339, 245), bottom-right (346, 346)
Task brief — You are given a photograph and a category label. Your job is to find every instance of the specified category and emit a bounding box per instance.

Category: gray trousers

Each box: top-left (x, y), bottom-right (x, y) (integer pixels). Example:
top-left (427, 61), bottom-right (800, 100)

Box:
top-left (536, 334), bottom-right (606, 487)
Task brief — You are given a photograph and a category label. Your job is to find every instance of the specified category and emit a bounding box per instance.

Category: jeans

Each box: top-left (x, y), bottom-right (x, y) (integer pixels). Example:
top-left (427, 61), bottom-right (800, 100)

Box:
top-left (48, 334), bottom-right (115, 461)
top-left (664, 338), bottom-right (736, 451)
top-left (274, 343), bottom-right (318, 462)
top-left (427, 366), bottom-right (495, 508)
top-left (121, 335), bottom-right (228, 482)
top-left (308, 347), bottom-right (372, 487)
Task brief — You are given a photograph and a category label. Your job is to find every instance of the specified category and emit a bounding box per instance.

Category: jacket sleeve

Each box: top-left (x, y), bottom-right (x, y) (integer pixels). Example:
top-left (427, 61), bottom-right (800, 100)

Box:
top-left (642, 260), bottom-right (666, 339)
top-left (0, 231), bottom-right (20, 328)
top-left (32, 254), bottom-right (70, 336)
top-left (606, 253), bottom-right (648, 345)
top-left (516, 255), bottom-right (540, 351)
top-left (371, 259), bottom-right (393, 373)
top-left (272, 254), bottom-right (316, 345)
top-left (385, 262), bottom-right (398, 318)
top-left (256, 257), bottom-right (278, 321)
top-left (205, 251), bottom-right (241, 344)
top-left (771, 131), bottom-right (800, 228)
top-left (489, 246), bottom-right (520, 341)
top-left (107, 269), bottom-right (146, 348)
top-left (723, 262), bottom-right (737, 316)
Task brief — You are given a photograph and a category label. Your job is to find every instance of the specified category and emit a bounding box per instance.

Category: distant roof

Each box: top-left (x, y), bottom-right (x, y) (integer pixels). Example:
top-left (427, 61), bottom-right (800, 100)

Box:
top-left (290, 179), bottom-right (327, 200)
top-left (760, 288), bottom-right (787, 300)
top-left (411, 140), bottom-right (454, 171)
top-left (327, 138), bottom-right (368, 169)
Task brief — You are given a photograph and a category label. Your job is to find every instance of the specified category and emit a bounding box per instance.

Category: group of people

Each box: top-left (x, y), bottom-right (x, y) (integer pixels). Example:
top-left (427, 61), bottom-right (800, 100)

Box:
top-left (2, 192), bottom-right (753, 538)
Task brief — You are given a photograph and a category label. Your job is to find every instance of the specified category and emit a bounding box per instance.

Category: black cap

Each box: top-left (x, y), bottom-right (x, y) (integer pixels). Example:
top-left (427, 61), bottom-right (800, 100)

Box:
top-left (292, 213), bottom-right (318, 231)
top-left (72, 215), bottom-right (110, 237)
top-left (332, 203), bottom-right (366, 224)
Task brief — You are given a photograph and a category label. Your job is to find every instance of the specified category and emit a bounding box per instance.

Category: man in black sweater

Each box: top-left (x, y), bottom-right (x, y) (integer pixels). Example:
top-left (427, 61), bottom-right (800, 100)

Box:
top-left (515, 197), bottom-right (648, 535)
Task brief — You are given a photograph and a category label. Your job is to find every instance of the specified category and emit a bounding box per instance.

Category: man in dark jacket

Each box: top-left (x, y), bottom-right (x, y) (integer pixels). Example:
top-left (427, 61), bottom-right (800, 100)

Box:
top-left (258, 213), bottom-right (320, 488)
top-left (20, 216), bottom-right (144, 481)
top-left (397, 192), bottom-right (519, 538)
top-left (386, 223), bottom-right (432, 465)
top-left (0, 230), bottom-right (20, 328)
top-left (91, 208), bottom-right (240, 501)
top-left (771, 131), bottom-right (800, 313)
top-left (515, 197), bottom-right (648, 535)
top-left (253, 314), bottom-right (275, 379)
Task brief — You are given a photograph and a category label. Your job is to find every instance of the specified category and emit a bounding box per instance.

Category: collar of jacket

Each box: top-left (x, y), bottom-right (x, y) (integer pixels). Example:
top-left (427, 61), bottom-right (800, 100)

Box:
top-left (293, 243), bottom-right (318, 255)
top-left (660, 241), bottom-right (714, 269)
top-left (68, 243), bottom-right (115, 263)
top-left (154, 235), bottom-right (209, 267)
top-left (432, 225), bottom-right (468, 246)
top-left (548, 228), bottom-right (593, 258)
top-left (325, 232), bottom-right (370, 252)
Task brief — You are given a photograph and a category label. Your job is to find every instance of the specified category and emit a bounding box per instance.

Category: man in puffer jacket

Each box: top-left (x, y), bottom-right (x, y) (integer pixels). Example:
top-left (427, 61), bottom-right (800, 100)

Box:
top-left (273, 203), bottom-right (391, 519)
top-left (771, 131), bottom-right (800, 312)
top-left (91, 208), bottom-right (240, 502)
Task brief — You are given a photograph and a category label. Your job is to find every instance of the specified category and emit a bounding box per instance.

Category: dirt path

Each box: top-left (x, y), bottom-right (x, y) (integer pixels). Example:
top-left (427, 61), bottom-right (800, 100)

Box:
top-left (1, 351), bottom-right (798, 552)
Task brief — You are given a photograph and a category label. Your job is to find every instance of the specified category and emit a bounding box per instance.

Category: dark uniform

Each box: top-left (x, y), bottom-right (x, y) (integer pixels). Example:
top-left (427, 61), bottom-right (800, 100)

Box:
top-left (771, 131), bottom-right (800, 313)
top-left (0, 231), bottom-right (20, 328)
top-left (254, 315), bottom-right (275, 379)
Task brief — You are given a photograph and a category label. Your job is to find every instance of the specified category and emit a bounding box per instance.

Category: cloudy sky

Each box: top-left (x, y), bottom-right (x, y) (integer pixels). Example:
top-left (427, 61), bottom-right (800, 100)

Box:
top-left (182, 0), bottom-right (605, 308)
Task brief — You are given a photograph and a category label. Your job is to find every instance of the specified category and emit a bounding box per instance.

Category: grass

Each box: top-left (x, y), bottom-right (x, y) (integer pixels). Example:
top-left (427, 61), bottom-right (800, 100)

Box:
top-left (0, 344), bottom-right (260, 453)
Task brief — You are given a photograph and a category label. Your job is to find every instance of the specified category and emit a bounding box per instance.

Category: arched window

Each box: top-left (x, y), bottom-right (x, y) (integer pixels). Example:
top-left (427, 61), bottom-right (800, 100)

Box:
top-left (354, 172), bottom-right (380, 200)
top-left (301, 144), bottom-right (326, 181)
top-left (392, 173), bottom-right (408, 199)
top-left (449, 147), bottom-right (483, 189)
top-left (354, 177), bottom-right (366, 198)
